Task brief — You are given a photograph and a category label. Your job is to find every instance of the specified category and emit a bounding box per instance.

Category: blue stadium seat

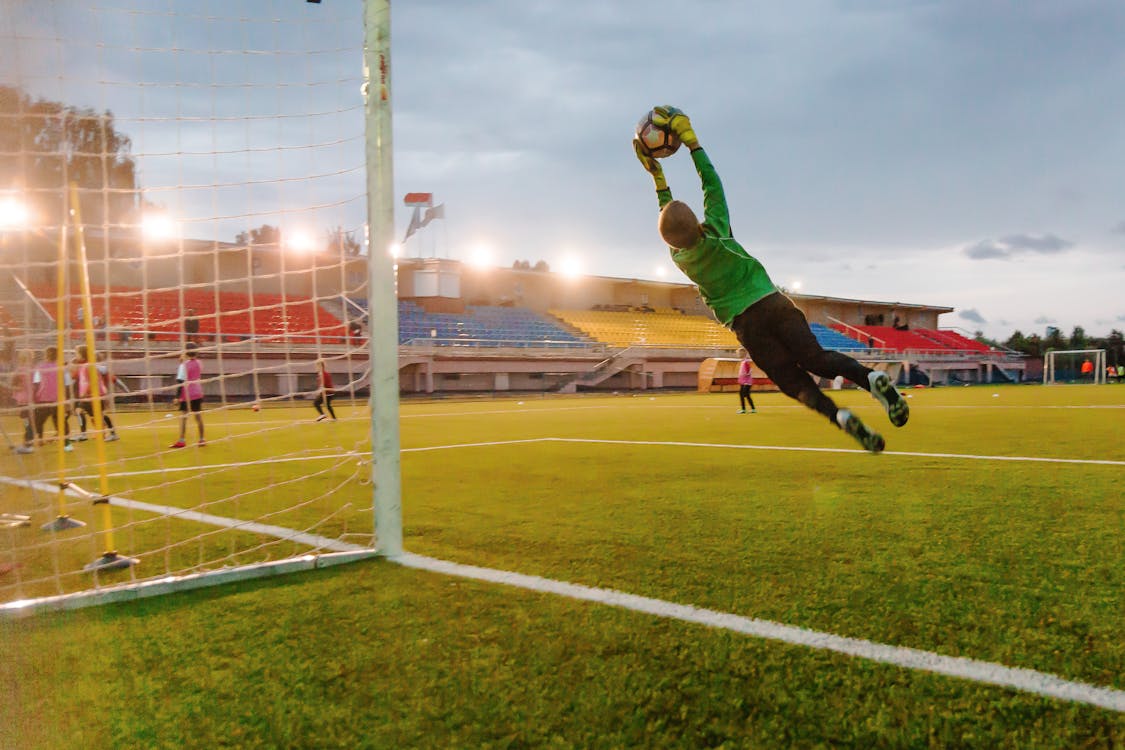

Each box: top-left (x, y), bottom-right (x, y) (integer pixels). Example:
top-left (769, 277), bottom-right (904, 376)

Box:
top-left (394, 302), bottom-right (587, 345)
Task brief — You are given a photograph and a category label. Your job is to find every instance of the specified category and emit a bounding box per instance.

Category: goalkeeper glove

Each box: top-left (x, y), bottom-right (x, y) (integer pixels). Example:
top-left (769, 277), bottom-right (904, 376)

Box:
top-left (633, 137), bottom-right (668, 192)
top-left (652, 105), bottom-right (699, 150)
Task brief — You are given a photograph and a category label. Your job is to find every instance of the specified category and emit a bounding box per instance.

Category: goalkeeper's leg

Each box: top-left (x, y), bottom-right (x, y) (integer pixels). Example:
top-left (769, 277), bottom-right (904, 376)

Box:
top-left (761, 293), bottom-right (908, 428)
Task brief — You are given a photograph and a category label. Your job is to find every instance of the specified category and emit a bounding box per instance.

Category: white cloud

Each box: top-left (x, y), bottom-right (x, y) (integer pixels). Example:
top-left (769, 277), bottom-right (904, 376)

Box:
top-left (7, 0), bottom-right (1125, 338)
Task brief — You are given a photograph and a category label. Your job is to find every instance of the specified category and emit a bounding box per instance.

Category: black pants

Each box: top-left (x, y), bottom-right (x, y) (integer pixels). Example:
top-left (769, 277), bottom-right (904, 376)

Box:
top-left (33, 405), bottom-right (69, 440)
top-left (77, 400), bottom-right (114, 432)
top-left (730, 292), bottom-right (872, 424)
top-left (738, 384), bottom-right (755, 411)
top-left (313, 393), bottom-right (336, 419)
top-left (20, 406), bottom-right (35, 443)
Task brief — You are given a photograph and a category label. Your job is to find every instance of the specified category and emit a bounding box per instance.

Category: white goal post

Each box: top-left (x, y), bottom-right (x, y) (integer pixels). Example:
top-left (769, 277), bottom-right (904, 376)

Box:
top-left (1043, 349), bottom-right (1107, 385)
top-left (0, 0), bottom-right (400, 615)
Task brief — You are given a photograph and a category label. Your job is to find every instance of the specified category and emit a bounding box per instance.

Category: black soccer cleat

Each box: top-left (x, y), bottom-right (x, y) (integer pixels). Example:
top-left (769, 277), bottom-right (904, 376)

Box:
top-left (837, 409), bottom-right (885, 453)
top-left (868, 371), bottom-right (909, 427)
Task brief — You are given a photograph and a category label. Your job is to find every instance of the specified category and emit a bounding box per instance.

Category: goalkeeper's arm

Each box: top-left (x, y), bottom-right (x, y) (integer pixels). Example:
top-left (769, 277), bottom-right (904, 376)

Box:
top-left (633, 137), bottom-right (670, 204)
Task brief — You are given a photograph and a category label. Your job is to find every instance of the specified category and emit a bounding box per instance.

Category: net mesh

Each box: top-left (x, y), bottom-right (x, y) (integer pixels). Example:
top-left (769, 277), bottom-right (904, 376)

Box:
top-left (0, 0), bottom-right (376, 605)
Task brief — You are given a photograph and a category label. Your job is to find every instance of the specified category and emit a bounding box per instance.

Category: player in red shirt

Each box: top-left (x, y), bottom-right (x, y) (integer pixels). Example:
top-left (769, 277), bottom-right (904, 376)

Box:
top-left (313, 359), bottom-right (337, 422)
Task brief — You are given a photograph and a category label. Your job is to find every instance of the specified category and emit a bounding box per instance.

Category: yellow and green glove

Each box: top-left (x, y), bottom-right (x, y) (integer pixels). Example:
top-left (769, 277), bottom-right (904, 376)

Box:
top-left (633, 137), bottom-right (668, 192)
top-left (652, 105), bottom-right (699, 150)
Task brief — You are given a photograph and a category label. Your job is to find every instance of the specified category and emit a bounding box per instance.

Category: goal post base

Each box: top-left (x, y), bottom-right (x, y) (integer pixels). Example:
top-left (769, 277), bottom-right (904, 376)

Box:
top-left (84, 552), bottom-right (139, 572)
top-left (41, 516), bottom-right (86, 532)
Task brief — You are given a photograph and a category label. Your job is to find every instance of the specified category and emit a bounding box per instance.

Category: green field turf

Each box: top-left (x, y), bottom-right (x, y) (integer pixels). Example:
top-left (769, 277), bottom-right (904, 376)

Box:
top-left (3, 384), bottom-right (1123, 747)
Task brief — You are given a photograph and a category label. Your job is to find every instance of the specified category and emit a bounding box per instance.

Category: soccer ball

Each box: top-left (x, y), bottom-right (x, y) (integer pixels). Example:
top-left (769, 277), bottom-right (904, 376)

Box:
top-left (635, 111), bottom-right (681, 159)
top-left (252, 402), bottom-right (260, 412)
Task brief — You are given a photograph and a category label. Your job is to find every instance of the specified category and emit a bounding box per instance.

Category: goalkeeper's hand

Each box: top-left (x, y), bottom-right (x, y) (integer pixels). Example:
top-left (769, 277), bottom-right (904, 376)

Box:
top-left (633, 137), bottom-right (668, 192)
top-left (652, 105), bottom-right (699, 150)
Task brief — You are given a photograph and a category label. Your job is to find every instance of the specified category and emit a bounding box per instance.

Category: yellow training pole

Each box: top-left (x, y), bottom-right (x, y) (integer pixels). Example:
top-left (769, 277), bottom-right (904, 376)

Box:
top-left (41, 188), bottom-right (85, 532)
top-left (68, 183), bottom-right (136, 571)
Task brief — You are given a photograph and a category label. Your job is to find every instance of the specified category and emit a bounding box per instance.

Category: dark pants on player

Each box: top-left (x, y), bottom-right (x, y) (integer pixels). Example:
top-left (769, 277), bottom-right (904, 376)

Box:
top-left (34, 405), bottom-right (69, 441)
top-left (20, 406), bottom-right (35, 444)
top-left (77, 399), bottom-right (114, 433)
top-left (739, 384), bottom-right (755, 411)
top-left (313, 393), bottom-right (336, 419)
top-left (730, 292), bottom-right (872, 425)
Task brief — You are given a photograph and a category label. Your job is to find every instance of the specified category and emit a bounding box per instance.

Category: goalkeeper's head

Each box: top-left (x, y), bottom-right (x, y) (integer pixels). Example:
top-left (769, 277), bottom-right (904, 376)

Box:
top-left (658, 200), bottom-right (703, 250)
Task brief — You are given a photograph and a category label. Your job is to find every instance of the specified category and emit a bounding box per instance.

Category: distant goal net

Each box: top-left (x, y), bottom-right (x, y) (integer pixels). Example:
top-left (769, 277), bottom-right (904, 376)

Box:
top-left (0, 1), bottom-right (398, 613)
top-left (1043, 349), bottom-right (1107, 385)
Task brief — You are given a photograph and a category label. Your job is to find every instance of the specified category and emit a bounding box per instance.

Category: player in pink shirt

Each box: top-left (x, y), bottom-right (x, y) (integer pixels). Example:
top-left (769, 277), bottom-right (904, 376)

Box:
top-left (31, 345), bottom-right (73, 450)
top-left (74, 344), bottom-right (120, 442)
top-left (10, 349), bottom-right (36, 453)
top-left (736, 349), bottom-right (756, 415)
top-left (171, 342), bottom-right (205, 448)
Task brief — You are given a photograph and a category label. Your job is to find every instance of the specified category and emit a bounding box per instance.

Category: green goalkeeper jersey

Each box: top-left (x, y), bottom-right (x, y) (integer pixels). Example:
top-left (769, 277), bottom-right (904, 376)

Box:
top-left (657, 148), bottom-right (777, 326)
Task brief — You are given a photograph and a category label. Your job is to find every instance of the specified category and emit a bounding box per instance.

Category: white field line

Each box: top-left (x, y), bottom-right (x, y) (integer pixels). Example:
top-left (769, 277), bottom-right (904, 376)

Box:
top-left (3, 463), bottom-right (1122, 710)
top-left (64, 451), bottom-right (366, 481)
top-left (394, 551), bottom-right (1125, 713)
top-left (33, 434), bottom-right (1125, 484)
top-left (0, 476), bottom-right (362, 553)
top-left (542, 437), bottom-right (1125, 467)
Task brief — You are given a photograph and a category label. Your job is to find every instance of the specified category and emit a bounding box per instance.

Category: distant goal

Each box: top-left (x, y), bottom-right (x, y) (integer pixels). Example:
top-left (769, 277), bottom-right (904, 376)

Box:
top-left (1043, 349), bottom-right (1107, 385)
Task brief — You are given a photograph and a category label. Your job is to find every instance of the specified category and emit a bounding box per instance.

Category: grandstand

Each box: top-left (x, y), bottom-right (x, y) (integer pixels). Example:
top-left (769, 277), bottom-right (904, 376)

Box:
top-left (0, 247), bottom-right (1026, 395)
top-left (399, 301), bottom-right (585, 348)
top-left (550, 307), bottom-right (738, 349)
top-left (25, 286), bottom-right (348, 345)
top-left (809, 323), bottom-right (868, 352)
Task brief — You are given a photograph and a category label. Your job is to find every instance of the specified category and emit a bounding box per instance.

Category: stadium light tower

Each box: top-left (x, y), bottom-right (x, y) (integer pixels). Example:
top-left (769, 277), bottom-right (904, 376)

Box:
top-left (141, 212), bottom-right (179, 241)
top-left (467, 244), bottom-right (493, 269)
top-left (0, 195), bottom-right (29, 231)
top-left (284, 229), bottom-right (317, 254)
top-left (559, 254), bottom-right (583, 279)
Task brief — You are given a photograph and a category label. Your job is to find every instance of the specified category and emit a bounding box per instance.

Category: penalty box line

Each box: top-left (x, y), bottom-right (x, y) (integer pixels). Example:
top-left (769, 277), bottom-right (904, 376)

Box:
top-left (543, 437), bottom-right (1125, 466)
top-left (53, 435), bottom-right (1123, 485)
top-left (393, 552), bottom-right (1125, 714)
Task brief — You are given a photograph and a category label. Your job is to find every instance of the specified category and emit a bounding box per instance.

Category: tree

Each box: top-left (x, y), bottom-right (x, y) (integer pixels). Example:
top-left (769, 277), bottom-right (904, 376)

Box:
top-left (1069, 326), bottom-right (1087, 350)
top-left (1091, 329), bottom-right (1124, 366)
top-left (0, 85), bottom-right (139, 229)
top-left (235, 225), bottom-right (281, 248)
top-left (532, 260), bottom-right (550, 272)
top-left (1004, 330), bottom-right (1028, 353)
top-left (1043, 326), bottom-right (1065, 351)
top-left (325, 226), bottom-right (361, 256)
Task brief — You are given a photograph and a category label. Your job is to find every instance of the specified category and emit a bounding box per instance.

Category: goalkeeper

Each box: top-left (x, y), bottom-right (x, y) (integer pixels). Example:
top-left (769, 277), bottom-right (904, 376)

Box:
top-left (633, 106), bottom-right (909, 452)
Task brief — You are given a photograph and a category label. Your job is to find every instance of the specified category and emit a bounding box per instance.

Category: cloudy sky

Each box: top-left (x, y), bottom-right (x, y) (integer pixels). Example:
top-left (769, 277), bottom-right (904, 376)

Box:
top-left (4, 0), bottom-right (1124, 340)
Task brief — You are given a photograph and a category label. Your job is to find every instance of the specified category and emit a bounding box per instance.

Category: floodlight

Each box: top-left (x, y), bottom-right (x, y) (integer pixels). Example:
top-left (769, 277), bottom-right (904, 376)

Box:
top-left (285, 230), bottom-right (316, 253)
top-left (0, 196), bottom-right (29, 231)
top-left (141, 212), bottom-right (179, 240)
top-left (467, 245), bottom-right (493, 269)
top-left (559, 255), bottom-right (583, 279)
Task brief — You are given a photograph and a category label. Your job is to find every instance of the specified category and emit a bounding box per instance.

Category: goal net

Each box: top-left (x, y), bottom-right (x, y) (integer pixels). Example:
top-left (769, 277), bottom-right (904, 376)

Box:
top-left (0, 1), bottom-right (399, 613)
top-left (1043, 349), bottom-right (1107, 385)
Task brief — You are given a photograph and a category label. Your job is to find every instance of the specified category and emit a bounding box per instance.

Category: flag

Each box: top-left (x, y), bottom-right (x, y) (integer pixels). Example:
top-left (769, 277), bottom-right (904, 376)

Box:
top-left (403, 192), bottom-right (433, 207)
top-left (420, 203), bottom-right (444, 228)
top-left (402, 206), bottom-right (423, 242)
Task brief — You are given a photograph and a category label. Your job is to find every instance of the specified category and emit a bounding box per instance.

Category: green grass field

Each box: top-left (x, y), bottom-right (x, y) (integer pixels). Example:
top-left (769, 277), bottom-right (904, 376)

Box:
top-left (3, 384), bottom-right (1123, 748)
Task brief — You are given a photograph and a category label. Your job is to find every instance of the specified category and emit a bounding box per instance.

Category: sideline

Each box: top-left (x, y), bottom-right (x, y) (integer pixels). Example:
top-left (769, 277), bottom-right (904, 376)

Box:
top-left (395, 551), bottom-right (1125, 714)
